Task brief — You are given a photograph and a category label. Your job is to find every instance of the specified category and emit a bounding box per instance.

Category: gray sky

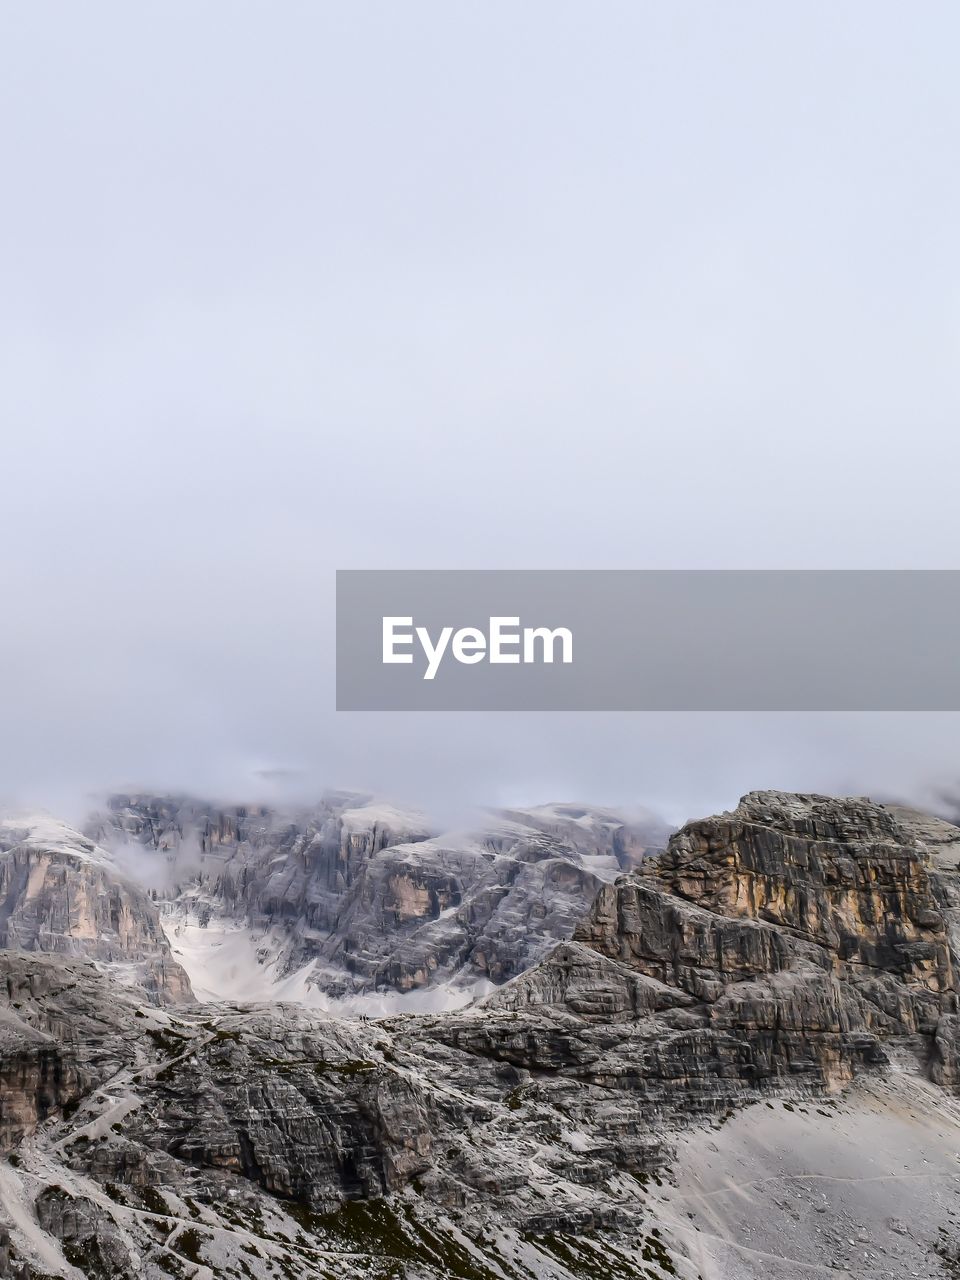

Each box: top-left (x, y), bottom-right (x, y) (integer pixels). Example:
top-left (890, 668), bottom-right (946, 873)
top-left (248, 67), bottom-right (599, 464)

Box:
top-left (2, 3), bottom-right (960, 825)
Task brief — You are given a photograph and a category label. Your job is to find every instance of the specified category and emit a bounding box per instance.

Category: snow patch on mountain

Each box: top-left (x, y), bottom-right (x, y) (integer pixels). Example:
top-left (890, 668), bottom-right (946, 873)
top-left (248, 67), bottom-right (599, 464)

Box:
top-left (0, 814), bottom-right (111, 866)
top-left (161, 906), bottom-right (492, 1014)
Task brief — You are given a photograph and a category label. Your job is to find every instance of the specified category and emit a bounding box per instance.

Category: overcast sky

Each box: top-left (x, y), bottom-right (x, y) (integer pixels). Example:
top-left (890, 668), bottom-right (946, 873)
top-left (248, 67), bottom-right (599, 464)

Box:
top-left (2, 3), bottom-right (960, 826)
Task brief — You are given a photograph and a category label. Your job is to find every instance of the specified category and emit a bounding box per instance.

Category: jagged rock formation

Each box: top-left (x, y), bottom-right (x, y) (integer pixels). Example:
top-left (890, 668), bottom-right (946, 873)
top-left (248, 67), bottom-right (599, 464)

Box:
top-left (89, 795), bottom-right (668, 1006)
top-left (0, 818), bottom-right (191, 1006)
top-left (2, 791), bottom-right (960, 1278)
top-left (571, 790), bottom-right (960, 1092)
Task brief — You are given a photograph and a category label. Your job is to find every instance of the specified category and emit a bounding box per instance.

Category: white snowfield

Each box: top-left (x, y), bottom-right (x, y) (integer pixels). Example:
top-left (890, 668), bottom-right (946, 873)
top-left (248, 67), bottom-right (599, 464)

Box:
top-left (0, 815), bottom-right (111, 867)
top-left (160, 908), bottom-right (492, 1015)
top-left (337, 801), bottom-right (431, 838)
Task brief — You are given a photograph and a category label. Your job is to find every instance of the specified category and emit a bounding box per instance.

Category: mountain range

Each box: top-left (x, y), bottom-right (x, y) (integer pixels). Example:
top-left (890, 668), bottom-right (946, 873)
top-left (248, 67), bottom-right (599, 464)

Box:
top-left (1, 790), bottom-right (959, 1278)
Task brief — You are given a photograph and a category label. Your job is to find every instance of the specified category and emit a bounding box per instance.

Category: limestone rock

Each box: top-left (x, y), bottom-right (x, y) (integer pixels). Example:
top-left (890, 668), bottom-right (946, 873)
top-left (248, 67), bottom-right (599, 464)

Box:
top-left (0, 817), bottom-right (191, 1005)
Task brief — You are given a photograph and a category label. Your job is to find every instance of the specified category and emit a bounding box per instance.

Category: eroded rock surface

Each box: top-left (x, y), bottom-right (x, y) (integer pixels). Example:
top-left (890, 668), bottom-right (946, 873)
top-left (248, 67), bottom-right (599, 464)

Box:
top-left (0, 818), bottom-right (191, 1006)
top-left (90, 794), bottom-right (668, 1005)
top-left (0, 791), bottom-right (958, 1278)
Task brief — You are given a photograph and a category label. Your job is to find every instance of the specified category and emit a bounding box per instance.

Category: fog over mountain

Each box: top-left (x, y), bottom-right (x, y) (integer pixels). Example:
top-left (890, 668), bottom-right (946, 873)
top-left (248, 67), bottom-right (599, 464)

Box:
top-left (3, 3), bottom-right (960, 823)
top-left (5, 7), bottom-right (960, 1279)
top-left (3, 709), bottom-right (960, 840)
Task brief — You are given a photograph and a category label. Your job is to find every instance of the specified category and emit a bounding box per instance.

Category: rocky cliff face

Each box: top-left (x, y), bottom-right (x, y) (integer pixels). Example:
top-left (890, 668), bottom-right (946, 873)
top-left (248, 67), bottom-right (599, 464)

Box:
top-left (89, 795), bottom-right (668, 1007)
top-left (0, 818), bottom-right (192, 1005)
top-left (2, 790), bottom-right (960, 1279)
top-left (570, 790), bottom-right (960, 1093)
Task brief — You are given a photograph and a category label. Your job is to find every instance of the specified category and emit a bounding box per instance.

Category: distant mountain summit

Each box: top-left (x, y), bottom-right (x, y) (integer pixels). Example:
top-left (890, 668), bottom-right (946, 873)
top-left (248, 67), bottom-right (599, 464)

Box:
top-left (87, 792), bottom-right (671, 1012)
